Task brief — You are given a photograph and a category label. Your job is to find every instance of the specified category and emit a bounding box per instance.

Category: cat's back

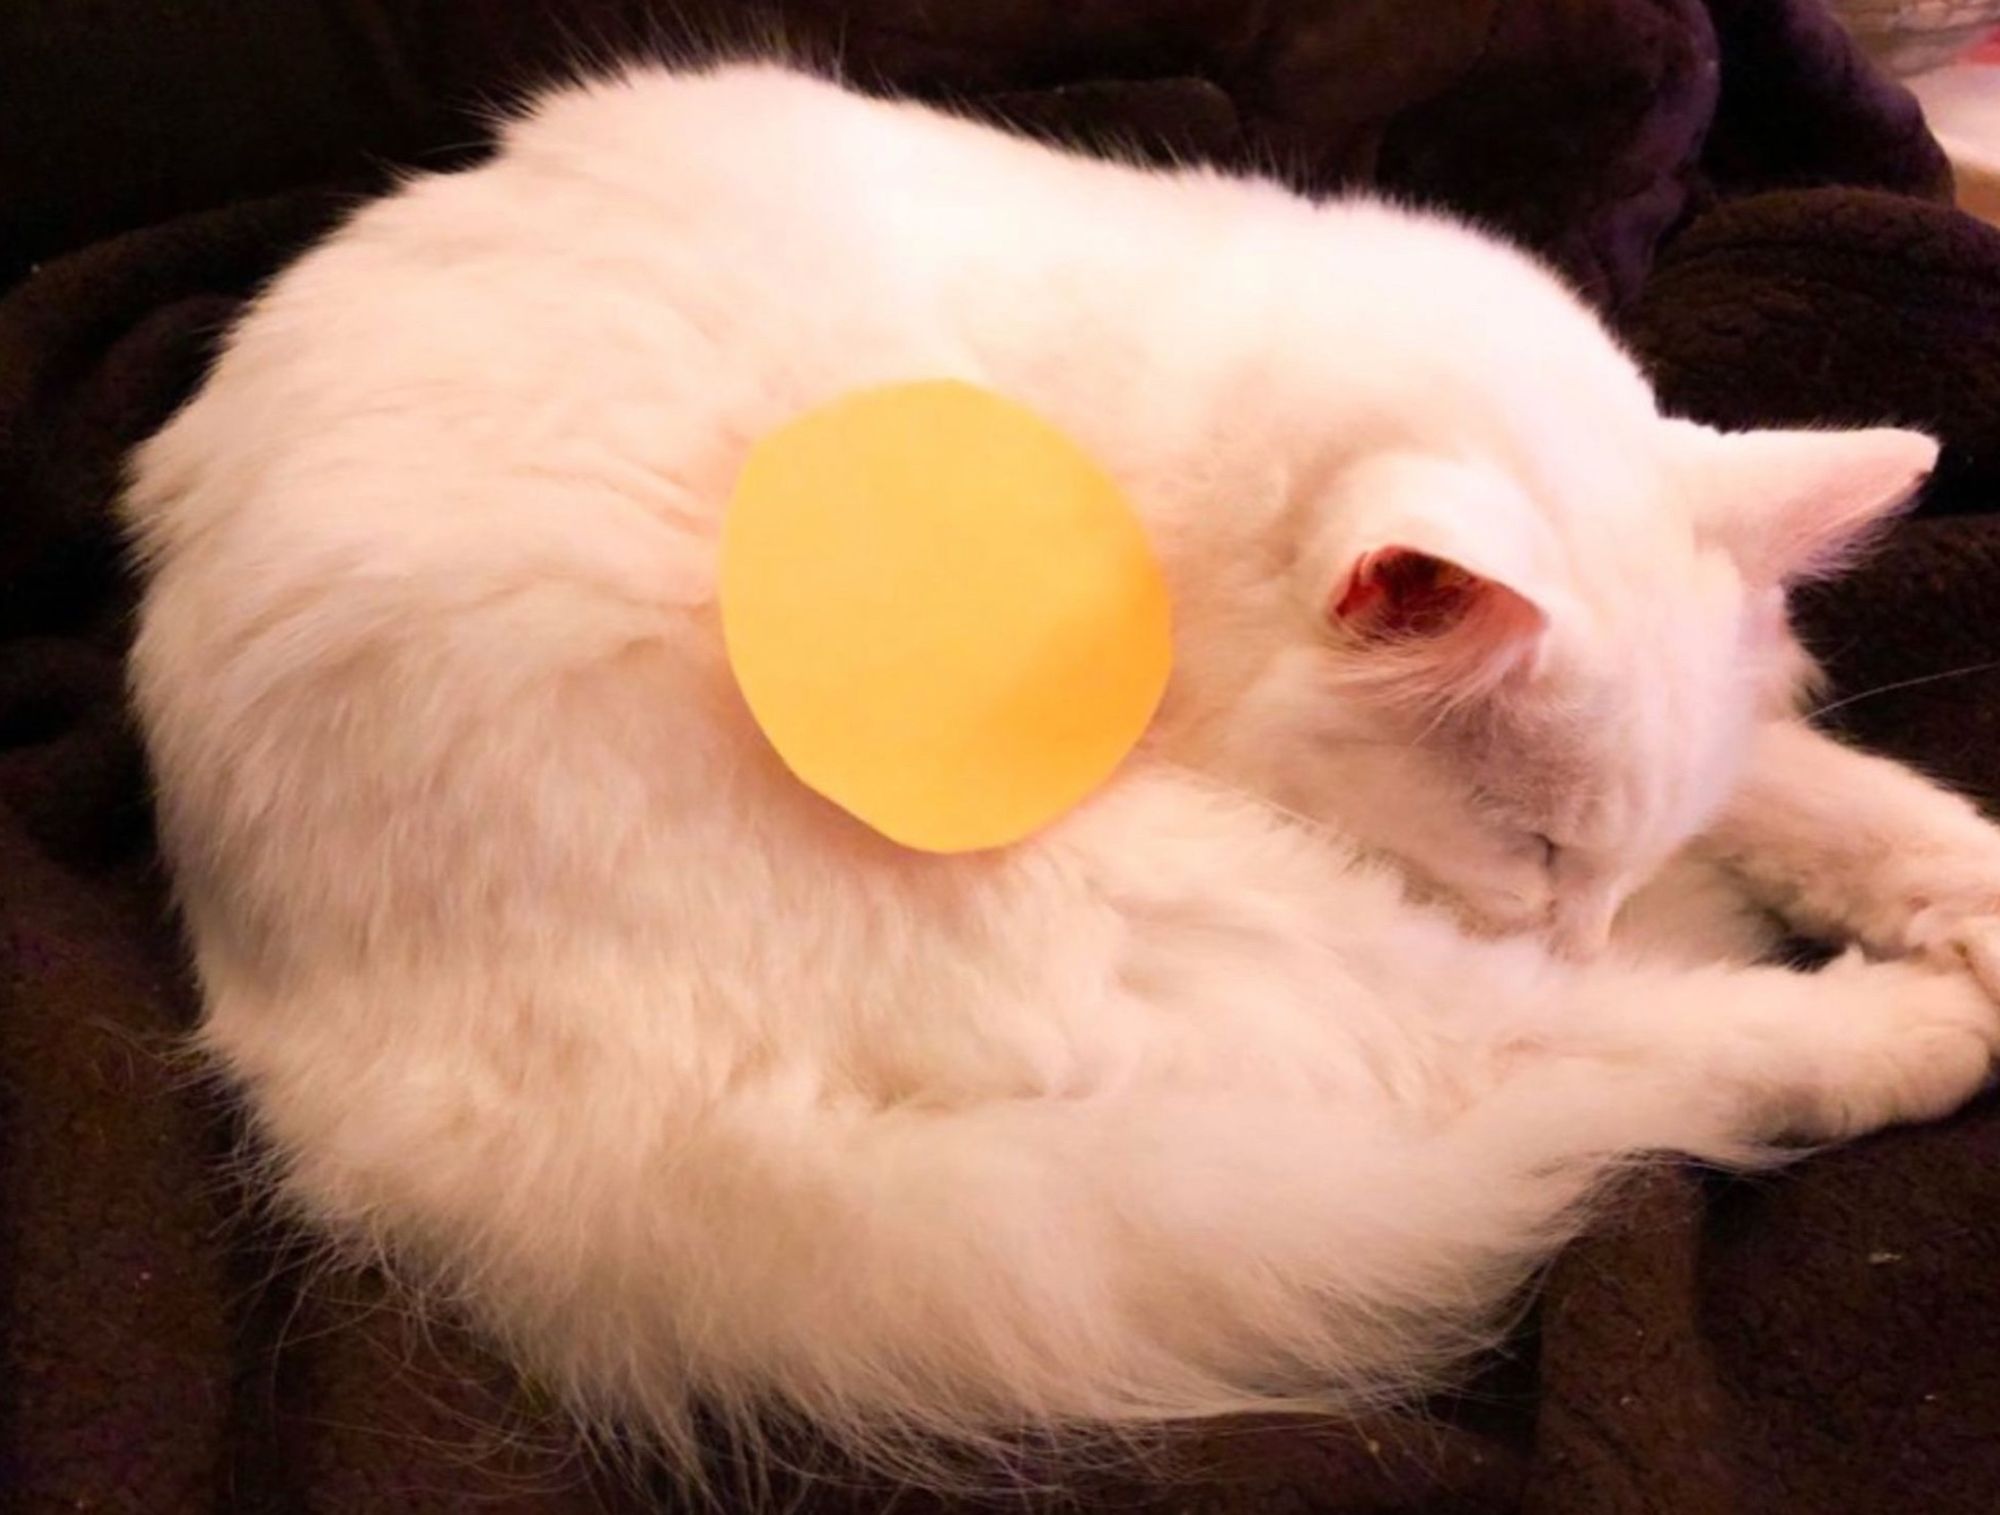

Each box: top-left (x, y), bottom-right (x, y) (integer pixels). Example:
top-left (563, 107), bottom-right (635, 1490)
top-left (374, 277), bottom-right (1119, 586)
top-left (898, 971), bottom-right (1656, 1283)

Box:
top-left (127, 64), bottom-right (1202, 565)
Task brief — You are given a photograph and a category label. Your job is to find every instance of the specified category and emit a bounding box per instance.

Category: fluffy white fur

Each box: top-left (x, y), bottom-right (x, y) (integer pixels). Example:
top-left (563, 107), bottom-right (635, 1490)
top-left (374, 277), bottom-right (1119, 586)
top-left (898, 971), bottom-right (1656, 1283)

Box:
top-left (123, 63), bottom-right (2000, 1476)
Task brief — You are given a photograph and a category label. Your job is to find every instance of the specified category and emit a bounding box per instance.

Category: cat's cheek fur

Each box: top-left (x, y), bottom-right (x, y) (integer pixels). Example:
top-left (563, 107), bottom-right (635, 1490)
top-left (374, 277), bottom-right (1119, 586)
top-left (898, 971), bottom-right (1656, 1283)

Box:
top-left (122, 60), bottom-right (2000, 1480)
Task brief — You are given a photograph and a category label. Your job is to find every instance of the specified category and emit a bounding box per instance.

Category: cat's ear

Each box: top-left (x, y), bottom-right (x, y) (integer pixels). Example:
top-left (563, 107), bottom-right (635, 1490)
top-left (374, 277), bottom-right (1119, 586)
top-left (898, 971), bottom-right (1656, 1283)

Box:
top-left (1317, 455), bottom-right (1554, 694)
top-left (1331, 545), bottom-right (1544, 645)
top-left (1682, 424), bottom-right (1937, 584)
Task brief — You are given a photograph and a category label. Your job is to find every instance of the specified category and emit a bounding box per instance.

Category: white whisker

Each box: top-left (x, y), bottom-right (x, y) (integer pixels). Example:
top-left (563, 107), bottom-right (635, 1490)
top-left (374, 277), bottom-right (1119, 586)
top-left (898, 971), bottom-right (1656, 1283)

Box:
top-left (1807, 659), bottom-right (2000, 721)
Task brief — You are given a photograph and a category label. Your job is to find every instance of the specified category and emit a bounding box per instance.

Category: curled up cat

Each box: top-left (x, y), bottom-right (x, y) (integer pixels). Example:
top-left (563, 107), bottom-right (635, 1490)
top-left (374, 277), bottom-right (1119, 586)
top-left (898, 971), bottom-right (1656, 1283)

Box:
top-left (123, 62), bottom-right (2000, 1480)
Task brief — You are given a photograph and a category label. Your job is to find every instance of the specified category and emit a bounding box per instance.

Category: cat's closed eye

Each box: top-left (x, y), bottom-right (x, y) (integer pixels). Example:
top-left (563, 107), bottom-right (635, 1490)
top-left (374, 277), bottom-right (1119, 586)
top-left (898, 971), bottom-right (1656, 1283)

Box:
top-left (1468, 785), bottom-right (1559, 869)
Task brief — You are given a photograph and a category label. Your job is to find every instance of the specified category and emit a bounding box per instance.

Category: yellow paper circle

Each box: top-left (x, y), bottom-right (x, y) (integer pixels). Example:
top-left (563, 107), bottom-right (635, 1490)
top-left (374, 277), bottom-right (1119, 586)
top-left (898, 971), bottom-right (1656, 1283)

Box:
top-left (720, 380), bottom-right (1173, 853)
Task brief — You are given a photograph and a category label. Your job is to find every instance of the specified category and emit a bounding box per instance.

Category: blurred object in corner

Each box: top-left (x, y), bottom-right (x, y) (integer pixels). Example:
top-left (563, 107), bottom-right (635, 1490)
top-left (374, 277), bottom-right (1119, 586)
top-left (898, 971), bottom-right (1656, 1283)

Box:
top-left (1832, 2), bottom-right (2000, 76)
top-left (1906, 36), bottom-right (2000, 222)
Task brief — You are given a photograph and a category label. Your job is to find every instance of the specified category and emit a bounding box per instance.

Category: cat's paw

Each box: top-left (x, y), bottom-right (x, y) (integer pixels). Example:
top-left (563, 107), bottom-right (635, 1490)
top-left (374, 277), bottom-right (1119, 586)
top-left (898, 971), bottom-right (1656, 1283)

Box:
top-left (1842, 836), bottom-right (2000, 998)
top-left (1787, 951), bottom-right (2000, 1140)
top-left (1894, 893), bottom-right (2000, 1004)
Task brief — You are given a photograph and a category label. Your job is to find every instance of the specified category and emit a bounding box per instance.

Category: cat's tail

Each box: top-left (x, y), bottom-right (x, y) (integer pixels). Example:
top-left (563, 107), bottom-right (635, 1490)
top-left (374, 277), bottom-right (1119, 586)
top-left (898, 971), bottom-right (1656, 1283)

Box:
top-left (439, 1063), bottom-right (1699, 1481)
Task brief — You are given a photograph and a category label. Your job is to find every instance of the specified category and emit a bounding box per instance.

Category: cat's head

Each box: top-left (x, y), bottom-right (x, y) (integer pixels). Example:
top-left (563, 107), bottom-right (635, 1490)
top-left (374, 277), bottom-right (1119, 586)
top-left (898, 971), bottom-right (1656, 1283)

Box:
top-left (1207, 419), bottom-right (1934, 958)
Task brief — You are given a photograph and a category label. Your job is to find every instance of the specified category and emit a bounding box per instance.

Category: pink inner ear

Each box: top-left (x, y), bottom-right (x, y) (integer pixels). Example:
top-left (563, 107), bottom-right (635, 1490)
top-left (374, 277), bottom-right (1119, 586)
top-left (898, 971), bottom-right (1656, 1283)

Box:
top-left (1333, 548), bottom-right (1486, 638)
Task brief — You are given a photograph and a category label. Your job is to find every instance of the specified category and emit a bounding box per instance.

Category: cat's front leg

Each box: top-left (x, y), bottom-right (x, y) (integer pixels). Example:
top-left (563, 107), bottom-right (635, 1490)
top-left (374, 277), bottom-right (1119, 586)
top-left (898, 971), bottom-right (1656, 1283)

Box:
top-left (1703, 719), bottom-right (2000, 993)
top-left (1515, 951), bottom-right (2000, 1150)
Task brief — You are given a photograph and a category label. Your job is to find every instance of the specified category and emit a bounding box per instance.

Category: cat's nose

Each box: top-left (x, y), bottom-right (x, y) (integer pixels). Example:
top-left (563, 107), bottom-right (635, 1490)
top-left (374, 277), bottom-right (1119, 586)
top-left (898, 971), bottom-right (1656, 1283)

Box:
top-left (1467, 879), bottom-right (1554, 938)
top-left (1553, 883), bottom-right (1624, 961)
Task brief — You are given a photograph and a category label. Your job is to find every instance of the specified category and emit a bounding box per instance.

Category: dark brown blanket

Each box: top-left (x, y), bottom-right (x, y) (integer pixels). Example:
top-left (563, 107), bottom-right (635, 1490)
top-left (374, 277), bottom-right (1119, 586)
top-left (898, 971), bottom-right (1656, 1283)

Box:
top-left (6, 4), bottom-right (2000, 1511)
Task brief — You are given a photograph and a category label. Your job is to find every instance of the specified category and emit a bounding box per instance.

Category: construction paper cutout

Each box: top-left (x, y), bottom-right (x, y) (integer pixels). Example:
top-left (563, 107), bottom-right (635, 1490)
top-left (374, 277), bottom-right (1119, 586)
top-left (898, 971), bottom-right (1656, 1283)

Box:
top-left (720, 380), bottom-right (1172, 852)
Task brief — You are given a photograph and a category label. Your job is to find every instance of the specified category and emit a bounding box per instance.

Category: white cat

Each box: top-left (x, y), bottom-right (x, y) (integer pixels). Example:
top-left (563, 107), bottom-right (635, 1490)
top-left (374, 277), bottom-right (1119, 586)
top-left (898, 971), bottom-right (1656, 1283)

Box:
top-left (124, 62), bottom-right (2000, 1475)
